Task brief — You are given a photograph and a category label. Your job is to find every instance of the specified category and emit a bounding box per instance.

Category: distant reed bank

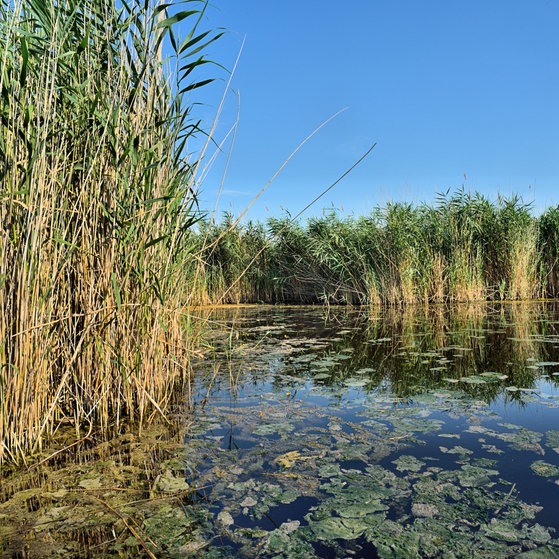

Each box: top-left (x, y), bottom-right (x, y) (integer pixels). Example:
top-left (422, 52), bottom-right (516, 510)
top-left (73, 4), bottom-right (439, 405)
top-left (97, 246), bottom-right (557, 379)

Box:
top-left (193, 191), bottom-right (559, 306)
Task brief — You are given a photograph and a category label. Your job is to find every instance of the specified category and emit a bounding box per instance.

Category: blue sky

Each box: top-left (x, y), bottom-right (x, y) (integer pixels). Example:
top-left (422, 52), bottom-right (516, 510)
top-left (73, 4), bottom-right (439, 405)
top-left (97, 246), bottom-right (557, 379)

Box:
top-left (187, 1), bottom-right (558, 221)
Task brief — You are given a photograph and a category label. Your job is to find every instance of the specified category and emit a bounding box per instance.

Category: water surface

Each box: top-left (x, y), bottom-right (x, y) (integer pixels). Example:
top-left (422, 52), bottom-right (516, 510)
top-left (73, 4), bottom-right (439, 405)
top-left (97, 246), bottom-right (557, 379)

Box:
top-left (186, 303), bottom-right (559, 558)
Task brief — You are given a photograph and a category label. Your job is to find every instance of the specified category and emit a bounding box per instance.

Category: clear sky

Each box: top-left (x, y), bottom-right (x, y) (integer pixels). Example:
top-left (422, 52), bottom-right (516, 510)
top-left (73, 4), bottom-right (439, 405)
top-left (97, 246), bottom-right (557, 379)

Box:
top-left (187, 1), bottom-right (559, 221)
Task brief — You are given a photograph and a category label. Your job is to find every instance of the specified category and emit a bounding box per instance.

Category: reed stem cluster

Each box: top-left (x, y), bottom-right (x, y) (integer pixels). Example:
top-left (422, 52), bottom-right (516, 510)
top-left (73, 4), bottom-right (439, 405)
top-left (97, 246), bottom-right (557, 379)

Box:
top-left (0, 0), bottom-right (219, 463)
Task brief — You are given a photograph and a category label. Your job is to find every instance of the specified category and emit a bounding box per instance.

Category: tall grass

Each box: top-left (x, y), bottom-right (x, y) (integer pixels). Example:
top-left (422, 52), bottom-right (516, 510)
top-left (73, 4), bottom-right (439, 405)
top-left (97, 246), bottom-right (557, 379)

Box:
top-left (0, 0), bottom-right (220, 463)
top-left (193, 190), bottom-right (559, 306)
top-left (195, 213), bottom-right (274, 304)
top-left (538, 206), bottom-right (559, 298)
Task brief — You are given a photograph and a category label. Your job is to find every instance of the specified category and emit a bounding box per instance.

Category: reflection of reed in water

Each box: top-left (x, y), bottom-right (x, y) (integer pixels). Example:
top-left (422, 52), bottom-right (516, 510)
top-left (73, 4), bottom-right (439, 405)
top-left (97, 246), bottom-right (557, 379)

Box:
top-left (508, 301), bottom-right (543, 356)
top-left (357, 302), bottom-right (559, 400)
top-left (193, 303), bottom-right (559, 405)
top-left (379, 302), bottom-right (489, 352)
top-left (504, 301), bottom-right (557, 390)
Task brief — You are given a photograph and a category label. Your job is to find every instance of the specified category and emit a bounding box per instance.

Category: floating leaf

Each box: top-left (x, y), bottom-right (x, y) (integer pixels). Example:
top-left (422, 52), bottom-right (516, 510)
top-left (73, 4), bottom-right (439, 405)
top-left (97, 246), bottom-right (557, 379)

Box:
top-left (530, 460), bottom-right (559, 478)
top-left (153, 470), bottom-right (189, 493)
top-left (392, 455), bottom-right (425, 473)
top-left (480, 372), bottom-right (508, 380)
top-left (240, 496), bottom-right (257, 507)
top-left (355, 367), bottom-right (375, 374)
top-left (217, 510), bottom-right (234, 526)
top-left (545, 430), bottom-right (559, 453)
top-left (344, 379), bottom-right (368, 387)
top-left (461, 376), bottom-right (489, 385)
top-left (482, 519), bottom-right (522, 542)
top-left (309, 516), bottom-right (368, 540)
top-left (253, 422), bottom-right (295, 436)
top-left (439, 445), bottom-right (473, 456)
top-left (456, 464), bottom-right (498, 487)
top-left (411, 503), bottom-right (439, 518)
top-left (338, 500), bottom-right (388, 518)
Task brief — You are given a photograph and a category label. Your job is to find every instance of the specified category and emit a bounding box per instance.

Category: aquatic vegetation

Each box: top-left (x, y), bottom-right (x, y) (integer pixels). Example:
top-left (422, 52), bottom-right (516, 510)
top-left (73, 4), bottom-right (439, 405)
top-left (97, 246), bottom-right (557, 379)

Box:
top-left (193, 190), bottom-right (559, 305)
top-left (4, 303), bottom-right (559, 557)
top-left (182, 303), bottom-right (559, 557)
top-left (0, 0), bottom-right (221, 462)
top-left (0, 422), bottom-right (213, 558)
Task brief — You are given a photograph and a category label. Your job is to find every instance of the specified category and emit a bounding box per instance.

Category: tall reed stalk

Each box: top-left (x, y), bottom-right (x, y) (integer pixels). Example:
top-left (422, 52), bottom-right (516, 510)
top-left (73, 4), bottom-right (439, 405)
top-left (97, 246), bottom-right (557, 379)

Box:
top-left (539, 206), bottom-right (559, 297)
top-left (0, 0), bottom-right (220, 463)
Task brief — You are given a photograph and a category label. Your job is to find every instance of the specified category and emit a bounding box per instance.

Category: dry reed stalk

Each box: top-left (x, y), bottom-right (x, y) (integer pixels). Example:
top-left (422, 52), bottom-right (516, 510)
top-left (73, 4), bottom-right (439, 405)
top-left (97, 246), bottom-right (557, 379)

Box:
top-left (428, 253), bottom-right (448, 303)
top-left (449, 247), bottom-right (485, 302)
top-left (508, 224), bottom-right (539, 300)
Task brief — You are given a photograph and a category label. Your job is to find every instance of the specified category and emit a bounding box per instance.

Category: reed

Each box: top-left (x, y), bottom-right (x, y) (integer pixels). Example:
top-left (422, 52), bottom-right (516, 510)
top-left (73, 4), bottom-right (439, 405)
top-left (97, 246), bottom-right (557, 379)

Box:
top-left (194, 213), bottom-right (275, 304)
top-left (492, 195), bottom-right (539, 300)
top-left (538, 206), bottom-right (559, 298)
top-left (193, 191), bottom-right (557, 307)
top-left (0, 0), bottom-right (220, 463)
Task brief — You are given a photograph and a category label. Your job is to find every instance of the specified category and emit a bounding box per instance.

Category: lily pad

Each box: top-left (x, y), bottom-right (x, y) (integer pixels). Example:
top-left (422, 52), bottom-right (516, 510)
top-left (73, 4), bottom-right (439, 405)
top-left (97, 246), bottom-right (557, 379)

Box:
top-left (253, 422), bottom-right (295, 437)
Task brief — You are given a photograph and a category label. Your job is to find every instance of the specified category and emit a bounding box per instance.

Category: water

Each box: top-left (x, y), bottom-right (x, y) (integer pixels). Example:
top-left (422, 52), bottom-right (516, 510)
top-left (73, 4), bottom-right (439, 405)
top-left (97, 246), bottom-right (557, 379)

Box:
top-left (186, 303), bottom-right (559, 558)
top-left (3, 302), bottom-right (559, 558)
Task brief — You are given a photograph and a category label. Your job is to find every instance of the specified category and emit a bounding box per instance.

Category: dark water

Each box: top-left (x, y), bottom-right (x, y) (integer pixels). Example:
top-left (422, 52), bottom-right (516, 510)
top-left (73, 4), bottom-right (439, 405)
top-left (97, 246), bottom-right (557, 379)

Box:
top-left (186, 303), bottom-right (559, 558)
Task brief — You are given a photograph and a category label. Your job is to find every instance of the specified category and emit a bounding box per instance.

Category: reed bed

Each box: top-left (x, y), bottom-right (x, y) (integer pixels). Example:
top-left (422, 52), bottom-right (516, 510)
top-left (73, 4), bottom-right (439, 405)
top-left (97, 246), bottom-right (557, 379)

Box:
top-left (193, 190), bottom-right (559, 305)
top-left (1, 0), bottom-right (557, 469)
top-left (0, 0), bottom-right (220, 463)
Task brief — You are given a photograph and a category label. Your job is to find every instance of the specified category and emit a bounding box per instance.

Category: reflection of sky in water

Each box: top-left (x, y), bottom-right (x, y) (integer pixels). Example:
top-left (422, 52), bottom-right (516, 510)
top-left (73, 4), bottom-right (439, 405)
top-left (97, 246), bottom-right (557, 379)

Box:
top-left (493, 378), bottom-right (559, 431)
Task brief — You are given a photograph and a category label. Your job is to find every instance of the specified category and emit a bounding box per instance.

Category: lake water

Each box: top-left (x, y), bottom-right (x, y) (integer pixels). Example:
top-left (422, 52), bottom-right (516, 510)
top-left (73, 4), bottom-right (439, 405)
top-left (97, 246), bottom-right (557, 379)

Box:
top-left (186, 303), bottom-right (559, 558)
top-left (2, 302), bottom-right (559, 558)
